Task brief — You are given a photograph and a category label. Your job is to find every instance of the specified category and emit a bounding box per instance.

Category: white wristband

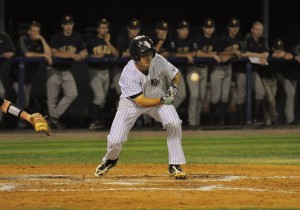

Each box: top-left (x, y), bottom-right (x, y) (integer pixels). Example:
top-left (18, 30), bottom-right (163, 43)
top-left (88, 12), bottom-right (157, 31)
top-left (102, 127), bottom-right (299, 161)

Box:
top-left (7, 103), bottom-right (23, 117)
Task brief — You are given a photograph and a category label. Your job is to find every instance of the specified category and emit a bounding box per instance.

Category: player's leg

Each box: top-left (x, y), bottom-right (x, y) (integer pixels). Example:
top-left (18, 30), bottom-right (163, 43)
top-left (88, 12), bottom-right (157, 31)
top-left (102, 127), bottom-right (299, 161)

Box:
top-left (46, 68), bottom-right (63, 120)
top-left (147, 105), bottom-right (186, 179)
top-left (209, 66), bottom-right (224, 124)
top-left (173, 71), bottom-right (186, 109)
top-left (252, 72), bottom-right (265, 125)
top-left (95, 98), bottom-right (144, 176)
top-left (219, 65), bottom-right (232, 125)
top-left (236, 72), bottom-right (246, 124)
top-left (186, 66), bottom-right (201, 127)
top-left (56, 70), bottom-right (78, 118)
top-left (278, 74), bottom-right (297, 124)
top-left (198, 67), bottom-right (208, 124)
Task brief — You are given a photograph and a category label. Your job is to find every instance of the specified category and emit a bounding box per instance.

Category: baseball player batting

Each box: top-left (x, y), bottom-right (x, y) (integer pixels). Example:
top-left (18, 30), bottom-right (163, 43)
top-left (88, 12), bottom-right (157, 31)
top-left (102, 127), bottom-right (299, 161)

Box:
top-left (94, 35), bottom-right (186, 179)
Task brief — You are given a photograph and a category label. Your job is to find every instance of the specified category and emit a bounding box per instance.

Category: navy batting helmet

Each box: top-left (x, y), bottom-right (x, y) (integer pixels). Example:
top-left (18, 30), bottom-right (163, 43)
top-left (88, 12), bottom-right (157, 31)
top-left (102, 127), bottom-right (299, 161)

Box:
top-left (129, 35), bottom-right (156, 61)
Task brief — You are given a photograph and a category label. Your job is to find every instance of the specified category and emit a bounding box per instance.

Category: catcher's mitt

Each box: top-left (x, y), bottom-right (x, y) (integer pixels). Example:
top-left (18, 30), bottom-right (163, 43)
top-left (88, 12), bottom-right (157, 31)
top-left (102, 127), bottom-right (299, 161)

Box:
top-left (28, 113), bottom-right (51, 136)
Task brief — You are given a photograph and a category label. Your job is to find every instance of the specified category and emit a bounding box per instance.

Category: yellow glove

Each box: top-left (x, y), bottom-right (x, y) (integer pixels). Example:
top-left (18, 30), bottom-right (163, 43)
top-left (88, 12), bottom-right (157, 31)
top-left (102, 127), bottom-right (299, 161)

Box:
top-left (28, 113), bottom-right (51, 136)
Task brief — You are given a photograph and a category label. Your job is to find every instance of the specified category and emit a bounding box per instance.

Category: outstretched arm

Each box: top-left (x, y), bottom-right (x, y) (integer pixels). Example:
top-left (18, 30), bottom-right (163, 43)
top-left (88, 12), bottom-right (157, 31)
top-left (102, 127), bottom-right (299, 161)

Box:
top-left (0, 98), bottom-right (51, 136)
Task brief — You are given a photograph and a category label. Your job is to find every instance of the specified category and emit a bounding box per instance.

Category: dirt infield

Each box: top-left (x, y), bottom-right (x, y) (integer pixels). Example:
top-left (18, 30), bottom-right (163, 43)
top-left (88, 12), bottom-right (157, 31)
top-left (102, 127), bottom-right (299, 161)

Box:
top-left (0, 164), bottom-right (299, 209)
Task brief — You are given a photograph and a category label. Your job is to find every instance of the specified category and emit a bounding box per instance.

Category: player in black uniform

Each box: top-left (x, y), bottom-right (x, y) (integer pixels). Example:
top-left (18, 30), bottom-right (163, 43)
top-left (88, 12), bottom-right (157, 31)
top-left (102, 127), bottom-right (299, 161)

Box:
top-left (170, 21), bottom-right (197, 116)
top-left (148, 20), bottom-right (174, 58)
top-left (48, 15), bottom-right (88, 129)
top-left (271, 39), bottom-right (296, 125)
top-left (0, 32), bottom-right (15, 123)
top-left (12, 21), bottom-right (52, 112)
top-left (239, 21), bottom-right (269, 125)
top-left (193, 18), bottom-right (220, 126)
top-left (210, 18), bottom-right (242, 125)
top-left (86, 19), bottom-right (119, 130)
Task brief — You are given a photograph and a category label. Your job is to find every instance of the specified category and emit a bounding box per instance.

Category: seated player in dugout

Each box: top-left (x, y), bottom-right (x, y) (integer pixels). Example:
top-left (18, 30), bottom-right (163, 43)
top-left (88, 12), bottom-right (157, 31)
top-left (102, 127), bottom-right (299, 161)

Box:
top-left (12, 21), bottom-right (52, 113)
top-left (94, 36), bottom-right (186, 179)
top-left (47, 15), bottom-right (88, 129)
top-left (148, 20), bottom-right (174, 58)
top-left (86, 18), bottom-right (119, 130)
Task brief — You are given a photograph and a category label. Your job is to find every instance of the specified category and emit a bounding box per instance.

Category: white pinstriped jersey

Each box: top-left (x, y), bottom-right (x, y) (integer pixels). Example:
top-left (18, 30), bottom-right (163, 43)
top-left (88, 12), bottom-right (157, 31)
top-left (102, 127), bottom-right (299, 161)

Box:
top-left (119, 54), bottom-right (179, 99)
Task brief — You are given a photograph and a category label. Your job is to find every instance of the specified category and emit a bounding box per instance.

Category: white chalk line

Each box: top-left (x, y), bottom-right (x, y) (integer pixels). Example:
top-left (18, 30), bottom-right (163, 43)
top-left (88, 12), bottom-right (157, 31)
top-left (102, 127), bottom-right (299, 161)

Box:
top-left (2, 185), bottom-right (298, 194)
top-left (1, 174), bottom-right (299, 194)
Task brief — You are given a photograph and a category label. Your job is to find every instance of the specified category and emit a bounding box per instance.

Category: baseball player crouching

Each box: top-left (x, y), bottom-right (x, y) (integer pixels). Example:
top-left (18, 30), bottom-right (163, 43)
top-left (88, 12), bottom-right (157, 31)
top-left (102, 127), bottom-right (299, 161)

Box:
top-left (94, 35), bottom-right (186, 179)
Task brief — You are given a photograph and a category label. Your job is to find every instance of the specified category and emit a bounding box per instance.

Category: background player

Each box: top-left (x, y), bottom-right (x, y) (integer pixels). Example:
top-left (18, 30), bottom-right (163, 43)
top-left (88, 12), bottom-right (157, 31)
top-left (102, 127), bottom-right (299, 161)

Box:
top-left (239, 21), bottom-right (268, 125)
top-left (191, 18), bottom-right (220, 126)
top-left (86, 19), bottom-right (119, 130)
top-left (48, 15), bottom-right (88, 129)
top-left (210, 18), bottom-right (242, 125)
top-left (94, 35), bottom-right (186, 179)
top-left (0, 32), bottom-right (15, 123)
top-left (12, 21), bottom-right (52, 112)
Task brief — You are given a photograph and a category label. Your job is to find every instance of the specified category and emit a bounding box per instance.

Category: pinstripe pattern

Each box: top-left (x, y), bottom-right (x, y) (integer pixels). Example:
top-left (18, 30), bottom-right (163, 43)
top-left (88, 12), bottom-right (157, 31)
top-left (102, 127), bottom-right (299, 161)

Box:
top-left (103, 54), bottom-right (186, 165)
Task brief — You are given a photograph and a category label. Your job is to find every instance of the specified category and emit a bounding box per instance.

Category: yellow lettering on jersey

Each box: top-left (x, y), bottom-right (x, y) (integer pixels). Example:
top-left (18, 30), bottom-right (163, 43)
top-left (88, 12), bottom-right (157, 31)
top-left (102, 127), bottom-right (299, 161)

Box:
top-left (177, 47), bottom-right (189, 53)
top-left (232, 44), bottom-right (239, 50)
top-left (203, 45), bottom-right (213, 52)
top-left (93, 46), bottom-right (111, 55)
top-left (59, 46), bottom-right (77, 53)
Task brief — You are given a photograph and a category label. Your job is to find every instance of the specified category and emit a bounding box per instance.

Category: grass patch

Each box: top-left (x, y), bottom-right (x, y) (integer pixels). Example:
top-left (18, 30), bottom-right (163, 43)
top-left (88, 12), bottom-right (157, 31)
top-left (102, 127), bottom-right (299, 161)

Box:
top-left (0, 134), bottom-right (299, 165)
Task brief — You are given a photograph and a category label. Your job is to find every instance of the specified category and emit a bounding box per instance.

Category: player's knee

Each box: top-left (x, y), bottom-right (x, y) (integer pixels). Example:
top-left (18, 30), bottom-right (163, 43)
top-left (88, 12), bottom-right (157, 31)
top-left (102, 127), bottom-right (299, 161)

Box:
top-left (164, 119), bottom-right (182, 129)
top-left (66, 91), bottom-right (78, 102)
top-left (255, 92), bottom-right (265, 101)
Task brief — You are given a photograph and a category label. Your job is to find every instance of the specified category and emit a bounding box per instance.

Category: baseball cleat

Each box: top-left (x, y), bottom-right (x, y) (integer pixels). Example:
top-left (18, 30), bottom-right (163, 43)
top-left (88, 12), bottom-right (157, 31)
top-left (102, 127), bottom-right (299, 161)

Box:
top-left (94, 158), bottom-right (118, 177)
top-left (168, 165), bottom-right (186, 179)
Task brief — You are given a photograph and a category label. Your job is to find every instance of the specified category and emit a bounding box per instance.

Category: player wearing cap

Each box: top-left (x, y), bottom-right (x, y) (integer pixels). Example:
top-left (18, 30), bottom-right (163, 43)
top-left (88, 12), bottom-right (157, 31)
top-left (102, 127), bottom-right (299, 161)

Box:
top-left (239, 21), bottom-right (268, 125)
top-left (193, 18), bottom-right (220, 126)
top-left (47, 15), bottom-right (88, 129)
top-left (274, 39), bottom-right (298, 125)
top-left (86, 19), bottom-right (119, 130)
top-left (148, 20), bottom-right (174, 58)
top-left (166, 21), bottom-right (195, 110)
top-left (94, 35), bottom-right (186, 179)
top-left (209, 18), bottom-right (242, 125)
top-left (112, 18), bottom-right (141, 96)
top-left (258, 38), bottom-right (282, 126)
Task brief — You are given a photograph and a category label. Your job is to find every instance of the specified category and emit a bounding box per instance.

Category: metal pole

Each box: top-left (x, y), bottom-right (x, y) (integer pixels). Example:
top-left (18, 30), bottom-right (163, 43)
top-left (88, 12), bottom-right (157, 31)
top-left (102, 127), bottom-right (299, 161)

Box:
top-left (0, 0), bottom-right (5, 32)
top-left (263, 0), bottom-right (269, 44)
top-left (18, 62), bottom-right (25, 128)
top-left (245, 62), bottom-right (252, 125)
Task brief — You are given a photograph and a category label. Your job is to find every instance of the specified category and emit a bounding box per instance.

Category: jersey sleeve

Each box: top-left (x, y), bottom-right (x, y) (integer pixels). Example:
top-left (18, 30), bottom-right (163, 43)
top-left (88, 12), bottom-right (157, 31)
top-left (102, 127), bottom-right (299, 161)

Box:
top-left (164, 59), bottom-right (179, 81)
top-left (1, 34), bottom-right (15, 53)
top-left (119, 71), bottom-right (143, 98)
top-left (18, 36), bottom-right (29, 55)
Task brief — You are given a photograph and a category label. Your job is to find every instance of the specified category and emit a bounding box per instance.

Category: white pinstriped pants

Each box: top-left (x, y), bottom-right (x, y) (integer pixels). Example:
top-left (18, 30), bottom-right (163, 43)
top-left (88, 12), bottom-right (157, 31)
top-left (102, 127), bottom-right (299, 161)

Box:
top-left (103, 98), bottom-right (186, 165)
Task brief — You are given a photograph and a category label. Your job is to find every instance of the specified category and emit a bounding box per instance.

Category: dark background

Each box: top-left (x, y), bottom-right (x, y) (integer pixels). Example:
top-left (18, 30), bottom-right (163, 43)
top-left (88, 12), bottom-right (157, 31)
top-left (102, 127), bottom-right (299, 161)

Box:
top-left (4, 0), bottom-right (300, 48)
top-left (2, 0), bottom-right (300, 128)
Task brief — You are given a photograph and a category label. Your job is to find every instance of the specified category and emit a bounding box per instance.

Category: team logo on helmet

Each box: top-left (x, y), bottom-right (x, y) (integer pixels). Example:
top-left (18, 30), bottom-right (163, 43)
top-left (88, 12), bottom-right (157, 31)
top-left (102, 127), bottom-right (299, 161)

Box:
top-left (144, 41), bottom-right (151, 49)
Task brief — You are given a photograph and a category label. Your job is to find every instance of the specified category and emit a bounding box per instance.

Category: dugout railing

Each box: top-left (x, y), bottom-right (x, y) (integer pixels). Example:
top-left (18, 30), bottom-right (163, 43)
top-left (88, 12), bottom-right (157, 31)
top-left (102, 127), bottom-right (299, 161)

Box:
top-left (0, 57), bottom-right (298, 128)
